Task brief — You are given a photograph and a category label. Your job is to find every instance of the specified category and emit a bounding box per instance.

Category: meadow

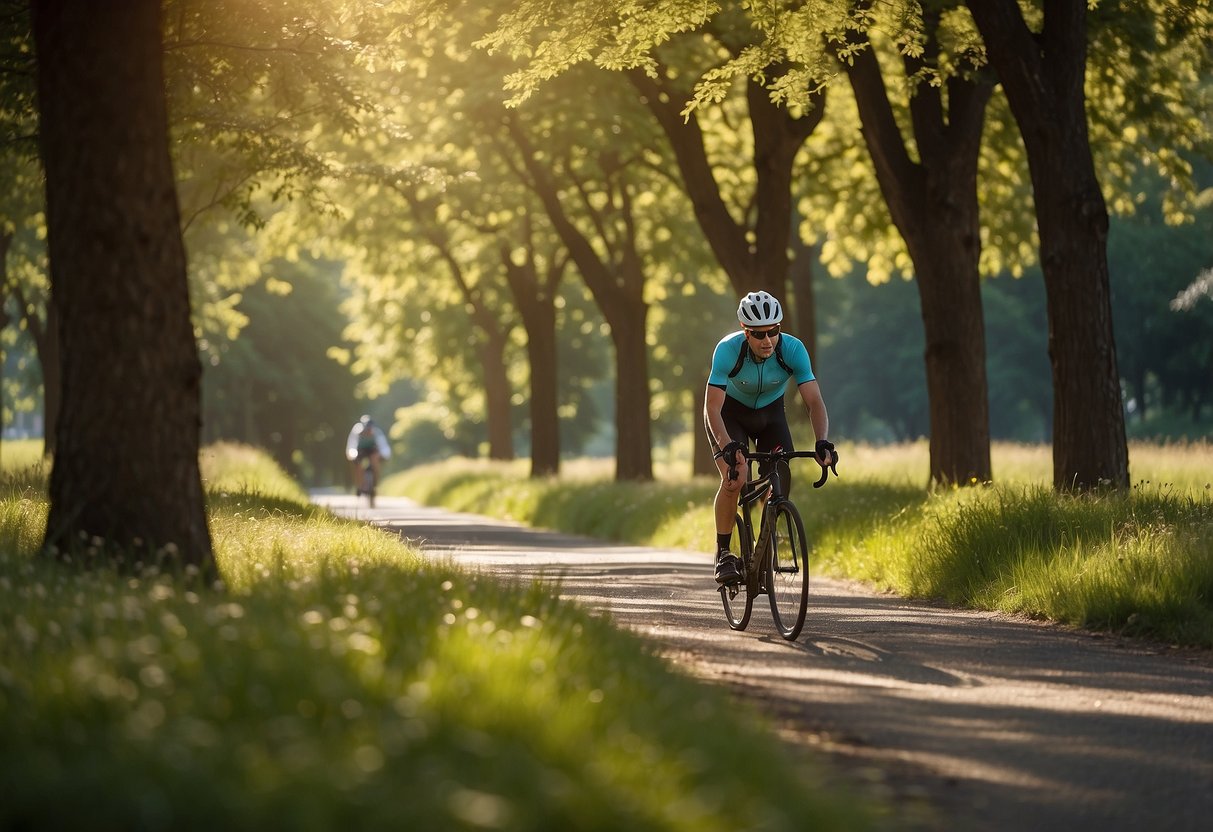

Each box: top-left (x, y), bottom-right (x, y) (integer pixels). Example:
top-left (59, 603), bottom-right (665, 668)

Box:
top-left (386, 441), bottom-right (1213, 647)
top-left (0, 440), bottom-right (872, 831)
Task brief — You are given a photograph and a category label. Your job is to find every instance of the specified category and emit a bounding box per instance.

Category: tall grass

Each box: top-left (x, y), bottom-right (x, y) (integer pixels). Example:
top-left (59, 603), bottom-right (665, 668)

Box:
top-left (818, 481), bottom-right (1213, 640)
top-left (0, 443), bottom-right (872, 830)
top-left (0, 438), bottom-right (44, 473)
top-left (387, 442), bottom-right (1213, 646)
top-left (200, 441), bottom-right (311, 506)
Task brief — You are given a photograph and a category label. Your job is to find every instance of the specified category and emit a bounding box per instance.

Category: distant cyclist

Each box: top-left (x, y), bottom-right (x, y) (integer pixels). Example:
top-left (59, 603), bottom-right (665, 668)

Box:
top-left (704, 290), bottom-right (836, 586)
top-left (346, 415), bottom-right (391, 495)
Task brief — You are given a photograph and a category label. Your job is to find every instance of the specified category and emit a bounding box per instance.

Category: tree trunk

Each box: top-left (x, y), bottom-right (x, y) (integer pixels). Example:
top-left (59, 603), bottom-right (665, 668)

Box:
top-left (844, 24), bottom-right (994, 485)
top-left (480, 327), bottom-right (515, 461)
top-left (523, 307), bottom-right (560, 476)
top-left (501, 242), bottom-right (561, 477)
top-left (968, 0), bottom-right (1128, 490)
top-left (1039, 209), bottom-right (1127, 488)
top-left (914, 230), bottom-right (993, 484)
top-left (610, 302), bottom-right (654, 481)
top-left (39, 303), bottom-right (60, 458)
top-left (32, 0), bottom-right (213, 568)
top-left (788, 237), bottom-right (818, 361)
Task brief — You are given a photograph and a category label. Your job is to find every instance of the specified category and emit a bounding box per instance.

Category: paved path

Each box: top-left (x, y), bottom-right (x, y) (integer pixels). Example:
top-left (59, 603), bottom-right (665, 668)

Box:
top-left (318, 494), bottom-right (1213, 832)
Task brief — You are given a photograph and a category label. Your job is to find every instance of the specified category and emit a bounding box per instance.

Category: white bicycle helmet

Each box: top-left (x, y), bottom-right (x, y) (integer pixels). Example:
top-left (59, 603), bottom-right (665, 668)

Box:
top-left (737, 290), bottom-right (783, 327)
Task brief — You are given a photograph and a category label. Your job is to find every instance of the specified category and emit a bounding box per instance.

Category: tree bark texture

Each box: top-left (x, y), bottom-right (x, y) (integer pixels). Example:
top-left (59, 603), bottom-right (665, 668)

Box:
top-left (608, 299), bottom-right (654, 481)
top-left (788, 236), bottom-right (818, 362)
top-left (32, 0), bottom-right (214, 567)
top-left (501, 243), bottom-right (561, 477)
top-left (844, 28), bottom-right (994, 485)
top-left (522, 305), bottom-right (559, 476)
top-left (967, 0), bottom-right (1128, 490)
top-left (479, 326), bottom-right (515, 461)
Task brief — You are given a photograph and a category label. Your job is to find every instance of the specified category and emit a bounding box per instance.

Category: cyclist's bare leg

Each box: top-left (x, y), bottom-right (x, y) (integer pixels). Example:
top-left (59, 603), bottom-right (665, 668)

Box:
top-left (369, 453), bottom-right (382, 487)
top-left (713, 454), bottom-right (747, 536)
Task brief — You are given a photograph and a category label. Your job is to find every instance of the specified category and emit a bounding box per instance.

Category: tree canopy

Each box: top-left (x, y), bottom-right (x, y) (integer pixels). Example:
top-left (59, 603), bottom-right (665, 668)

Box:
top-left (6, 0), bottom-right (1212, 563)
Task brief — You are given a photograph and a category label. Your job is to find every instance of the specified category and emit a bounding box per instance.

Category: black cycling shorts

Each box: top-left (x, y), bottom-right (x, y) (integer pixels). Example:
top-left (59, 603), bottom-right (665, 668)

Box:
top-left (705, 392), bottom-right (795, 489)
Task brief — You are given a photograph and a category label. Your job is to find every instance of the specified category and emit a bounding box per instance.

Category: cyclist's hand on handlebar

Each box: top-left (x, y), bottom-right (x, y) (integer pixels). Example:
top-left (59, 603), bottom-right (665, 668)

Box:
top-left (716, 440), bottom-right (746, 482)
top-left (813, 439), bottom-right (839, 488)
top-left (814, 438), bottom-right (837, 466)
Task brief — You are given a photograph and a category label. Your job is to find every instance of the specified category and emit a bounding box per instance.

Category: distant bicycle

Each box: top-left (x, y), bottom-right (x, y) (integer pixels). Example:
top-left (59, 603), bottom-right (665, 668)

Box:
top-left (356, 457), bottom-right (377, 508)
top-left (720, 448), bottom-right (836, 641)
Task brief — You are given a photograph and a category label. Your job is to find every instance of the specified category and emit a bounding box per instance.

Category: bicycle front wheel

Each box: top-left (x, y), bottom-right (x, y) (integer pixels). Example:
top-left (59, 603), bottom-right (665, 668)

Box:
top-left (766, 501), bottom-right (809, 640)
top-left (721, 513), bottom-right (754, 630)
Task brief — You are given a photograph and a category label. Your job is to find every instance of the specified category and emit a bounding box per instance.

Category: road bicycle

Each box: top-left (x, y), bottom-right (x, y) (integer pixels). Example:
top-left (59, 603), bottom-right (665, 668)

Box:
top-left (720, 447), bottom-right (835, 641)
top-left (356, 456), bottom-right (377, 508)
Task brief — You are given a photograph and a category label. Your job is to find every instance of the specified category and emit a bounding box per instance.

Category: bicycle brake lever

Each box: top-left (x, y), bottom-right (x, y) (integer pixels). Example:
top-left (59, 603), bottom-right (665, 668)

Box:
top-left (813, 461), bottom-right (839, 489)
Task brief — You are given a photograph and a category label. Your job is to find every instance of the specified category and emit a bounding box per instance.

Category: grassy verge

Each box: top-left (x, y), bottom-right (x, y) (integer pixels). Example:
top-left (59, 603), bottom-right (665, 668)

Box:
top-left (0, 443), bottom-right (872, 830)
top-left (0, 438), bottom-right (44, 472)
top-left (385, 441), bottom-right (1213, 647)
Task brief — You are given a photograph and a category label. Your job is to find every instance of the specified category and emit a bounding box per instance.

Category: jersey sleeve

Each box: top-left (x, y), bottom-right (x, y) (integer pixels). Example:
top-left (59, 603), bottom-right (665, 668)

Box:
top-left (374, 428), bottom-right (392, 460)
top-left (784, 336), bottom-right (815, 384)
top-left (345, 425), bottom-right (361, 460)
top-left (707, 334), bottom-right (740, 387)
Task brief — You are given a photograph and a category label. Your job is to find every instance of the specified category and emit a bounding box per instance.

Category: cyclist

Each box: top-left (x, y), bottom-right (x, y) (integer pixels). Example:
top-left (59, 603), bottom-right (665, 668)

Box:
top-left (704, 290), bottom-right (836, 586)
top-left (346, 415), bottom-right (391, 495)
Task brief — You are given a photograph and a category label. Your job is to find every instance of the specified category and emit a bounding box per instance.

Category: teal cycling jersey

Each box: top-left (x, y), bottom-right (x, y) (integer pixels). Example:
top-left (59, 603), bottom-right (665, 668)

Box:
top-left (707, 331), bottom-right (815, 409)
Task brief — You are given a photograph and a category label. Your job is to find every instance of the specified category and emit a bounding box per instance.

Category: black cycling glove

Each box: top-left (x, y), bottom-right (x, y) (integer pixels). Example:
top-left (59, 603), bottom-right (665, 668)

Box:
top-left (815, 439), bottom-right (836, 463)
top-left (716, 439), bottom-right (746, 466)
top-left (813, 439), bottom-right (839, 488)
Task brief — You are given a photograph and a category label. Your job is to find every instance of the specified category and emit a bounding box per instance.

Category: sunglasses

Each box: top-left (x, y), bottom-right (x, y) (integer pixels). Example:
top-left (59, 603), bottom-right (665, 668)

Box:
top-left (745, 325), bottom-right (781, 340)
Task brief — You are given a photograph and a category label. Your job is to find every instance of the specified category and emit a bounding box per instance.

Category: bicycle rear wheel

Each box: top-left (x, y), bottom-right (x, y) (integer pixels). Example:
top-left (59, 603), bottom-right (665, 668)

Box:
top-left (720, 513), bottom-right (754, 630)
top-left (766, 501), bottom-right (809, 640)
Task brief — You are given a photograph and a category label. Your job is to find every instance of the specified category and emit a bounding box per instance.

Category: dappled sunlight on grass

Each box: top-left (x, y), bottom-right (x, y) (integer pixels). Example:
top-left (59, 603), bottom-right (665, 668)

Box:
top-left (0, 444), bottom-right (870, 830)
top-left (209, 503), bottom-right (422, 591)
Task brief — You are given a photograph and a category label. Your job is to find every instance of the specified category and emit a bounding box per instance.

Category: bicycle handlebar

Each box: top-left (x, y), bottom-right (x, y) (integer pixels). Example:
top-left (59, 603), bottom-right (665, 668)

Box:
top-left (724, 448), bottom-right (839, 488)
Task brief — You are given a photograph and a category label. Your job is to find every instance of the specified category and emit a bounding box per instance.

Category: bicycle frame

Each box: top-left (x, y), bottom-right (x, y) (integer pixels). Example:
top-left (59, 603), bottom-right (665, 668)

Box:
top-left (720, 447), bottom-right (821, 640)
top-left (357, 454), bottom-right (378, 507)
top-left (736, 450), bottom-right (815, 579)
